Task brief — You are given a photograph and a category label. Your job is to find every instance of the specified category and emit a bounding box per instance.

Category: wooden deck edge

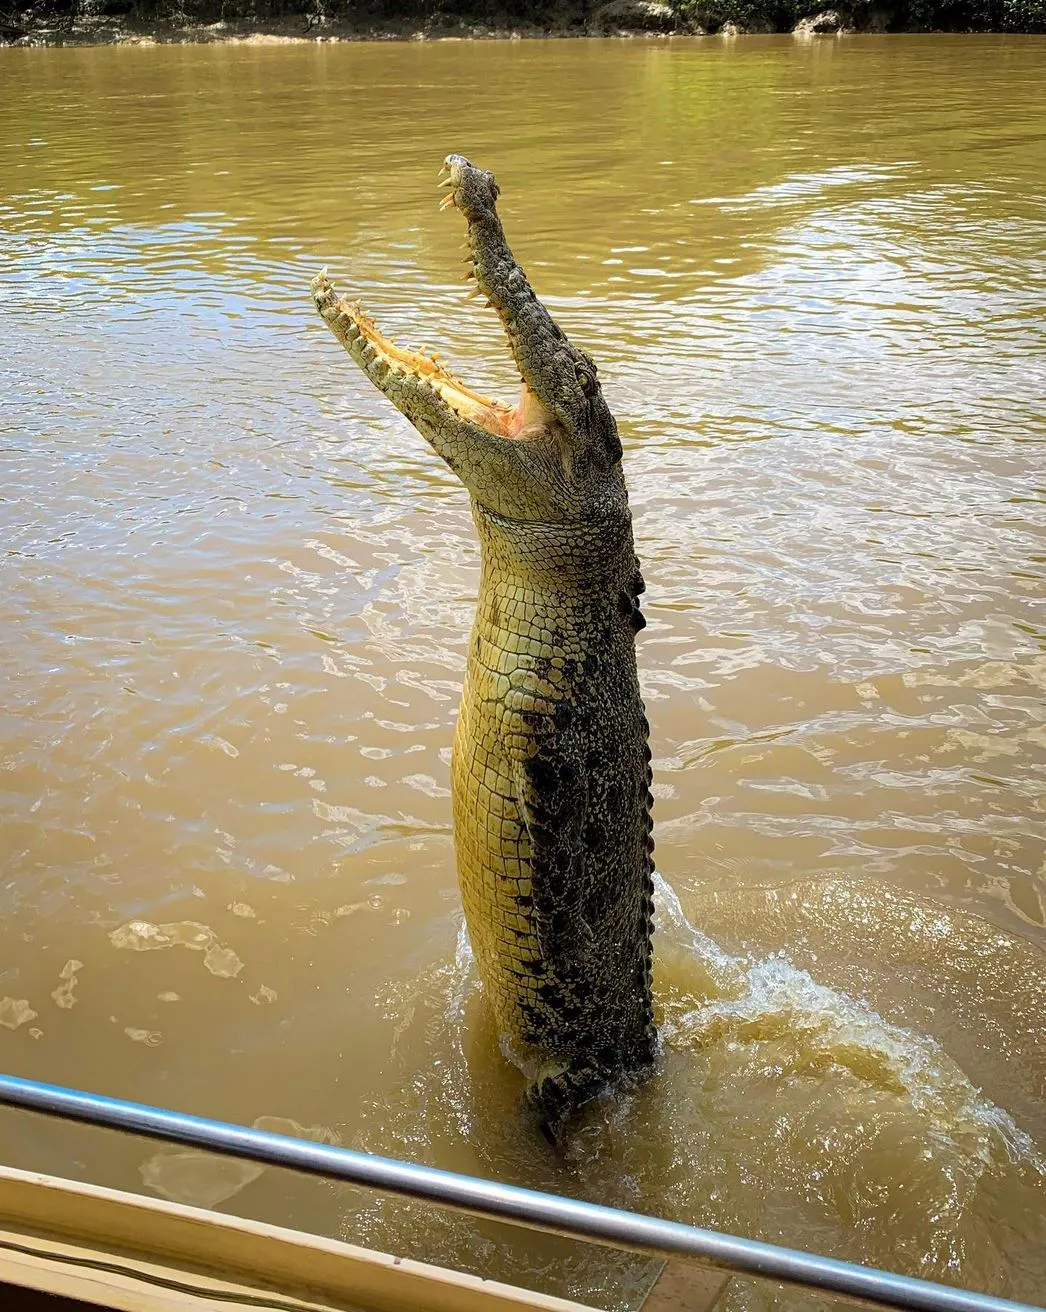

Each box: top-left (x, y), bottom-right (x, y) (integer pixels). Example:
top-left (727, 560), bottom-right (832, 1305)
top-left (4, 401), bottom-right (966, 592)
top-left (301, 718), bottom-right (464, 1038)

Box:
top-left (0, 1225), bottom-right (347, 1312)
top-left (0, 1165), bottom-right (596, 1312)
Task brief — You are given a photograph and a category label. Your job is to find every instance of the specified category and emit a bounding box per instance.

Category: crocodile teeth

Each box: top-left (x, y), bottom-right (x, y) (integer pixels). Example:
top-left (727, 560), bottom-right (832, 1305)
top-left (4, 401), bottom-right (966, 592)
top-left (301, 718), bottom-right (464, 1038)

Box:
top-left (439, 193), bottom-right (456, 211)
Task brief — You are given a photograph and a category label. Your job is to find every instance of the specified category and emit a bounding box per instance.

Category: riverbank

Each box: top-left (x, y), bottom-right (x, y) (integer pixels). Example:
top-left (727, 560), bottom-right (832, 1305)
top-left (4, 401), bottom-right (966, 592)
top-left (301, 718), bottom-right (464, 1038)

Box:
top-left (2, 0), bottom-right (1043, 46)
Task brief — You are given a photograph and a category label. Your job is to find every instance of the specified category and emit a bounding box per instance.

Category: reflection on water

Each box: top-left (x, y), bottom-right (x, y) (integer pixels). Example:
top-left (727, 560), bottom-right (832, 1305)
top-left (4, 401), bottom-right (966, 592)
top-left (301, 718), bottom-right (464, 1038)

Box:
top-left (1, 32), bottom-right (1044, 1311)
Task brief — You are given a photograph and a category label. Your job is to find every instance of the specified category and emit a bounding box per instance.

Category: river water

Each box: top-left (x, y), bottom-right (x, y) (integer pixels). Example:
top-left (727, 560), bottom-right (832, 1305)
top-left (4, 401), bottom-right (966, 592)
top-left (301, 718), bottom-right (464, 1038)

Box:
top-left (1, 33), bottom-right (1045, 1311)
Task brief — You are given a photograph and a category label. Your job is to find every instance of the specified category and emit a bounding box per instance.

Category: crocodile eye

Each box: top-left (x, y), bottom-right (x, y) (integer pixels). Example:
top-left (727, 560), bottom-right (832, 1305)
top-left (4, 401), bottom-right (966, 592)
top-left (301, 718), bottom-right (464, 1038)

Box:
top-left (576, 370), bottom-right (593, 394)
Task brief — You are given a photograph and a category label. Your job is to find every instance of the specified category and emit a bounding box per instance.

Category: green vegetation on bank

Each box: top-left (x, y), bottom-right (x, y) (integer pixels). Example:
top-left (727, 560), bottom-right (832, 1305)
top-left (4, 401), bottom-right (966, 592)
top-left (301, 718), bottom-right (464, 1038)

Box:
top-left (2, 0), bottom-right (1043, 45)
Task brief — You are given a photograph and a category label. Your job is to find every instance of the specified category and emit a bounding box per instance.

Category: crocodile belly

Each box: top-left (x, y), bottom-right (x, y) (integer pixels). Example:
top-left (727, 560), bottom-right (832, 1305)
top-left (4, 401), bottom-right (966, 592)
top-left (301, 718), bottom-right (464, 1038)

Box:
top-left (451, 685), bottom-right (543, 1057)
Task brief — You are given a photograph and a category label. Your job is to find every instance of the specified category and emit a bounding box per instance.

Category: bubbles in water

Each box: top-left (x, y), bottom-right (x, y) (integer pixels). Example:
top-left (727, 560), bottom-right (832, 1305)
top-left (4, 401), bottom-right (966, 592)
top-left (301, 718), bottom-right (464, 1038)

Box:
top-left (0, 998), bottom-right (37, 1030)
top-left (140, 1117), bottom-right (339, 1209)
top-left (141, 1151), bottom-right (264, 1208)
top-left (124, 1027), bottom-right (162, 1046)
top-left (109, 919), bottom-right (244, 978)
top-left (110, 920), bottom-right (211, 951)
top-left (253, 1115), bottom-right (340, 1145)
top-left (204, 945), bottom-right (244, 978)
top-left (50, 959), bottom-right (83, 1010)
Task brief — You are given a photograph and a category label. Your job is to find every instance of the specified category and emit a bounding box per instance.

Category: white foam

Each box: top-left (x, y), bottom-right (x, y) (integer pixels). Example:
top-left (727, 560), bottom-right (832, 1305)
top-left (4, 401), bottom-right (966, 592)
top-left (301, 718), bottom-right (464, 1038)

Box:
top-left (654, 873), bottom-right (1045, 1177)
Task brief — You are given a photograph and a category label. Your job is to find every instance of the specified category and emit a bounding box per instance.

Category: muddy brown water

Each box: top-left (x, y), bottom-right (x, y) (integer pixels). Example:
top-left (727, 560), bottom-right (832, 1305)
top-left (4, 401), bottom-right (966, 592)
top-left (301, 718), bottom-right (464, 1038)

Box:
top-left (1, 33), bottom-right (1045, 1312)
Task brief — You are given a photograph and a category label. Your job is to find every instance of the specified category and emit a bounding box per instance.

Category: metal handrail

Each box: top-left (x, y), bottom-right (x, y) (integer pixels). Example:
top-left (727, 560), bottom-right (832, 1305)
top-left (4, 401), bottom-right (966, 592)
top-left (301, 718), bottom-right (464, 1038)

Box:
top-left (0, 1073), bottom-right (1039, 1312)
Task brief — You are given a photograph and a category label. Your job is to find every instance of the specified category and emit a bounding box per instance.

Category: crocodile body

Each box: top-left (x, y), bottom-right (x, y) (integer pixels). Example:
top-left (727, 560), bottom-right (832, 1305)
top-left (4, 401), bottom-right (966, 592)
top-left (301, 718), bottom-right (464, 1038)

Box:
top-left (312, 156), bottom-right (655, 1139)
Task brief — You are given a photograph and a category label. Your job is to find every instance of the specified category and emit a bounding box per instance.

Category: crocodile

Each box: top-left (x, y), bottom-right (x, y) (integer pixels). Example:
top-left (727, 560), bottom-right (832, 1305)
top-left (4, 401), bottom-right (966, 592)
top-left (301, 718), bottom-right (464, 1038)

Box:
top-left (311, 154), bottom-right (656, 1141)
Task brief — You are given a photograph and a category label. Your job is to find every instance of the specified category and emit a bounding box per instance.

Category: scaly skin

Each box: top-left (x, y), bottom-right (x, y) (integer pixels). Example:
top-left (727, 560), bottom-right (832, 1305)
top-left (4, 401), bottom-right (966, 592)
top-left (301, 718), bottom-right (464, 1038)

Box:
top-left (311, 156), bottom-right (656, 1141)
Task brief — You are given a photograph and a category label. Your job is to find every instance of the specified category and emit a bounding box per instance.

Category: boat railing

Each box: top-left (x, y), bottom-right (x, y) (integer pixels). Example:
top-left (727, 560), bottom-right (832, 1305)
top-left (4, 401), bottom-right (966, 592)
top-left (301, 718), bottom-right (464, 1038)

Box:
top-left (0, 1072), bottom-right (1040, 1312)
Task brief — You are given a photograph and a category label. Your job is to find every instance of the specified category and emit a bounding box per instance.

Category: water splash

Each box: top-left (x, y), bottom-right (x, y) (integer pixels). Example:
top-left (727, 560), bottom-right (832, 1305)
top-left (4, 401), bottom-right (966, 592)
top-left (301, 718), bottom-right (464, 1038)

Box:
top-left (343, 877), bottom-right (1046, 1310)
top-left (653, 872), bottom-right (1045, 1178)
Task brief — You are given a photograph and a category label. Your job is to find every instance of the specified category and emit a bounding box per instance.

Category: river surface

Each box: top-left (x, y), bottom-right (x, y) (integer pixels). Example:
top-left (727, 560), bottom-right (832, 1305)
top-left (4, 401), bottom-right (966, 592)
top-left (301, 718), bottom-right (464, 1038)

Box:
top-left (2, 33), bottom-right (1045, 1312)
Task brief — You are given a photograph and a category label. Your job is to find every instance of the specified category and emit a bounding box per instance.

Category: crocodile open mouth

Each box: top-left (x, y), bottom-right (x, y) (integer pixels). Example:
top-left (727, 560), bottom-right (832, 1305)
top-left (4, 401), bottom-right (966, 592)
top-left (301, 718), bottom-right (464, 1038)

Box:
top-left (340, 300), bottom-right (550, 441)
top-left (312, 154), bottom-right (557, 445)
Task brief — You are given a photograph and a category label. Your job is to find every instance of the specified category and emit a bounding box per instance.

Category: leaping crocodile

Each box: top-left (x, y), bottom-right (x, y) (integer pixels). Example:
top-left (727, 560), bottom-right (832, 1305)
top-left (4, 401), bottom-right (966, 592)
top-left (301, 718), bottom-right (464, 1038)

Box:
top-left (311, 155), bottom-right (656, 1141)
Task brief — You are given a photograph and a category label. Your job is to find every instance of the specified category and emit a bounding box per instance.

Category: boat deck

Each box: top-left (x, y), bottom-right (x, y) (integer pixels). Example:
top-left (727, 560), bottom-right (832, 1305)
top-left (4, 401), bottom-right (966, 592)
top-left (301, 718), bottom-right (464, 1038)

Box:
top-left (0, 1165), bottom-right (728, 1312)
